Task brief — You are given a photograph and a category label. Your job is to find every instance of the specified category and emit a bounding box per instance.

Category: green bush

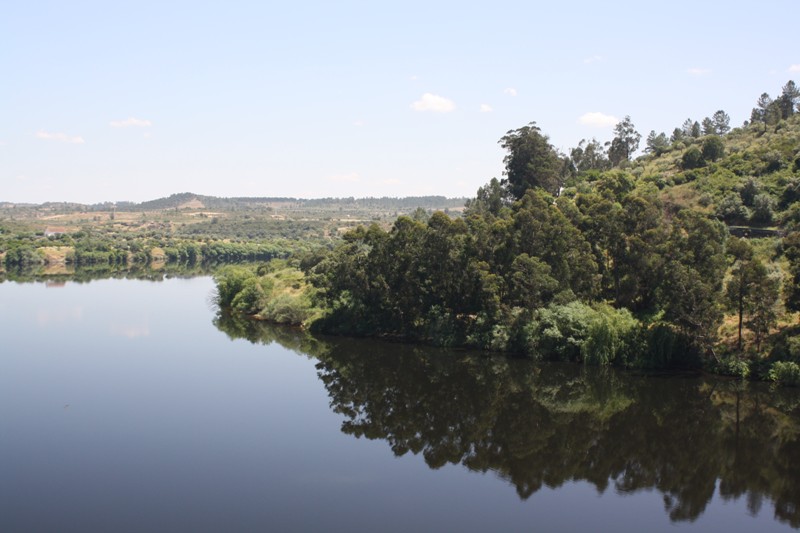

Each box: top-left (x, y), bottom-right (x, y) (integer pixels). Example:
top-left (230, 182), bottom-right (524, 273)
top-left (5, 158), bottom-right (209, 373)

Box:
top-left (769, 361), bottom-right (800, 386)
top-left (581, 304), bottom-right (641, 366)
top-left (214, 265), bottom-right (256, 307)
top-left (261, 293), bottom-right (314, 326)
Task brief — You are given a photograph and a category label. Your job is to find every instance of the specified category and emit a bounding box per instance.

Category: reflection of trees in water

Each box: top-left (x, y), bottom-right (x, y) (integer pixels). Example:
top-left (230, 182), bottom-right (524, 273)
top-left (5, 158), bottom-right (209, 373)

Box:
top-left (0, 262), bottom-right (218, 284)
top-left (214, 315), bottom-right (800, 527)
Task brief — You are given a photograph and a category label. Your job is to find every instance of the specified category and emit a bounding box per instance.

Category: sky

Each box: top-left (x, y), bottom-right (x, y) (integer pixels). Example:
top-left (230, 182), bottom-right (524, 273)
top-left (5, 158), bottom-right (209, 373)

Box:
top-left (2, 0), bottom-right (799, 204)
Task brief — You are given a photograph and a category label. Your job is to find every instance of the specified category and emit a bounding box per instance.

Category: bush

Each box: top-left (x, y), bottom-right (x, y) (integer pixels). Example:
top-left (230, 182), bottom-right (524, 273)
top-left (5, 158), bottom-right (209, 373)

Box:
top-left (231, 276), bottom-right (273, 314)
top-left (581, 305), bottom-right (641, 366)
top-left (769, 361), bottom-right (800, 386)
top-left (214, 265), bottom-right (256, 307)
top-left (682, 147), bottom-right (705, 169)
top-left (701, 136), bottom-right (725, 162)
top-left (751, 194), bottom-right (776, 223)
top-left (261, 293), bottom-right (314, 326)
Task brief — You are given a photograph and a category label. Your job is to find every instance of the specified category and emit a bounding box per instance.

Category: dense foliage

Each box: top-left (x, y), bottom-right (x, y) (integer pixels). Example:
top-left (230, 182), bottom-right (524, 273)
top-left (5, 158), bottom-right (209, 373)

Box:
top-left (216, 80), bottom-right (800, 380)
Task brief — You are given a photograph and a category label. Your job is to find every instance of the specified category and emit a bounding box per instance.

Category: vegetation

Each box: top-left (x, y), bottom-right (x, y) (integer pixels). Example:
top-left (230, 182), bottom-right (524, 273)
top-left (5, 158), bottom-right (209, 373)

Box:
top-left (216, 80), bottom-right (800, 382)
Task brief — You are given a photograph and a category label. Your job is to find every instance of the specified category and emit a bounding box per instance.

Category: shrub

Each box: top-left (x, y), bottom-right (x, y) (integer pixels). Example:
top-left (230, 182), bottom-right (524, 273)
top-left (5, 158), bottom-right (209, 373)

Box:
top-left (213, 265), bottom-right (256, 307)
top-left (682, 147), bottom-right (705, 169)
top-left (769, 361), bottom-right (800, 386)
top-left (261, 293), bottom-right (314, 326)
top-left (581, 304), bottom-right (641, 366)
top-left (751, 194), bottom-right (776, 223)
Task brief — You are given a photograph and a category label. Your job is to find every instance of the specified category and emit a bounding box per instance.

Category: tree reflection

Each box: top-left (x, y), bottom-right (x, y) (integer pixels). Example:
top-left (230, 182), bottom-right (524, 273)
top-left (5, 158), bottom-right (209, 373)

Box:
top-left (214, 314), bottom-right (800, 527)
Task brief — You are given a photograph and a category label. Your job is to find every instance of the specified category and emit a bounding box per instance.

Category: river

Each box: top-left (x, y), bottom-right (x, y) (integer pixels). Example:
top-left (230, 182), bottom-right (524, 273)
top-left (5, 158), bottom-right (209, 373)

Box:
top-left (1, 275), bottom-right (799, 532)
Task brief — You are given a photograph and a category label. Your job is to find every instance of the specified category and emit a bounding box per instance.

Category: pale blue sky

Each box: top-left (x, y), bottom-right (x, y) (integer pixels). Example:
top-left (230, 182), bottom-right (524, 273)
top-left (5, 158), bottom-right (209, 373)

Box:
top-left (2, 0), bottom-right (798, 203)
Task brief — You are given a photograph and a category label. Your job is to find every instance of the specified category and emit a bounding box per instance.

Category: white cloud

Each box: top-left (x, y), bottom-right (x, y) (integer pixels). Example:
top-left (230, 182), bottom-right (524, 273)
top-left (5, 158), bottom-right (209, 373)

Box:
top-left (578, 112), bottom-right (619, 128)
top-left (383, 178), bottom-right (402, 185)
top-left (36, 130), bottom-right (85, 144)
top-left (687, 67), bottom-right (711, 76)
top-left (16, 174), bottom-right (28, 181)
top-left (327, 172), bottom-right (361, 183)
top-left (410, 74), bottom-right (419, 81)
top-left (479, 104), bottom-right (493, 113)
top-left (410, 93), bottom-right (456, 113)
top-left (504, 88), bottom-right (517, 97)
top-left (583, 55), bottom-right (605, 64)
top-left (353, 120), bottom-right (366, 127)
top-left (110, 117), bottom-right (152, 128)
top-left (789, 64), bottom-right (800, 73)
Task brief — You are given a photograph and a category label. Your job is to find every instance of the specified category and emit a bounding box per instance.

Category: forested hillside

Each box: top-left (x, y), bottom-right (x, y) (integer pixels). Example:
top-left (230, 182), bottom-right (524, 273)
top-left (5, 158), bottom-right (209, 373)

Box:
top-left (216, 80), bottom-right (800, 384)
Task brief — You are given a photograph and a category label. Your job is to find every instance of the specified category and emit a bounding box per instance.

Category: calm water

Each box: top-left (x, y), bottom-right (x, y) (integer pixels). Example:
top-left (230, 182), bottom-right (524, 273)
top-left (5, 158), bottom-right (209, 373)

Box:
top-left (1, 276), bottom-right (799, 532)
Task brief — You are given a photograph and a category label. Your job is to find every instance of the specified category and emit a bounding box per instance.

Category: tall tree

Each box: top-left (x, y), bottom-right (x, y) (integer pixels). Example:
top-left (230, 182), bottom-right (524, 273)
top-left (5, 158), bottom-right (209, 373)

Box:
top-left (645, 131), bottom-right (669, 155)
top-left (608, 116), bottom-right (641, 166)
top-left (570, 138), bottom-right (610, 172)
top-left (754, 93), bottom-right (773, 132)
top-left (498, 122), bottom-right (564, 198)
top-left (702, 117), bottom-right (716, 136)
top-left (778, 80), bottom-right (800, 119)
top-left (711, 110), bottom-right (730, 135)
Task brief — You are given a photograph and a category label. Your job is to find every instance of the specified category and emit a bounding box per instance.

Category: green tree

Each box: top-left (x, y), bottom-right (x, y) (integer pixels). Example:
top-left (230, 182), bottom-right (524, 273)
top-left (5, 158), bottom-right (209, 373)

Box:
top-left (608, 116), bottom-right (641, 166)
top-left (701, 135), bottom-right (725, 162)
top-left (712, 110), bottom-right (731, 135)
top-left (724, 238), bottom-right (754, 350)
top-left (464, 178), bottom-right (513, 218)
top-left (682, 146), bottom-right (704, 169)
top-left (498, 122), bottom-right (564, 198)
top-left (570, 138), bottom-right (610, 172)
top-left (778, 80), bottom-right (799, 119)
top-left (645, 131), bottom-right (669, 155)
top-left (785, 232), bottom-right (800, 313)
top-left (702, 117), bottom-right (716, 136)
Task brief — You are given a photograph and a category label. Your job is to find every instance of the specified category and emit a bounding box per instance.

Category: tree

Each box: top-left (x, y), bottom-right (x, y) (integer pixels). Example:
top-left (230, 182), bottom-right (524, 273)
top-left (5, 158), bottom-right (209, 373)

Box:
top-left (754, 93), bottom-right (773, 132)
top-left (608, 116), bottom-right (641, 166)
top-left (498, 122), bottom-right (564, 198)
top-left (711, 110), bottom-right (730, 135)
top-left (681, 118), bottom-right (695, 138)
top-left (570, 138), bottom-right (610, 172)
top-left (702, 117), bottom-right (716, 136)
top-left (682, 146), bottom-right (704, 169)
top-left (465, 178), bottom-right (513, 218)
top-left (701, 135), bottom-right (724, 162)
top-left (645, 131), bottom-right (669, 155)
top-left (783, 231), bottom-right (800, 313)
top-left (778, 80), bottom-right (799, 119)
top-left (725, 238), bottom-right (753, 350)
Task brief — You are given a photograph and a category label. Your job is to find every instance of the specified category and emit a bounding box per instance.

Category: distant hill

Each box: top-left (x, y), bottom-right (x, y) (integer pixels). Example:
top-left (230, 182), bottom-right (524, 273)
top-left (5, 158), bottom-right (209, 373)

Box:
top-left (110, 193), bottom-right (468, 213)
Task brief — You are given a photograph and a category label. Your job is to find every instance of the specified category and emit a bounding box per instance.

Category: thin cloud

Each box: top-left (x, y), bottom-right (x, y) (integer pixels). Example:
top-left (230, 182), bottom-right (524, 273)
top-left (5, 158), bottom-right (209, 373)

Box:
top-left (687, 67), bottom-right (711, 76)
top-left (36, 130), bottom-right (85, 144)
top-left (583, 55), bottom-right (605, 64)
top-left (383, 178), bottom-right (402, 185)
top-left (327, 172), bottom-right (361, 183)
top-left (110, 117), bottom-right (152, 128)
top-left (578, 112), bottom-right (619, 128)
top-left (504, 88), bottom-right (517, 97)
top-left (479, 104), bottom-right (493, 113)
top-left (353, 120), bottom-right (366, 127)
top-left (410, 93), bottom-right (456, 113)
top-left (789, 64), bottom-right (800, 73)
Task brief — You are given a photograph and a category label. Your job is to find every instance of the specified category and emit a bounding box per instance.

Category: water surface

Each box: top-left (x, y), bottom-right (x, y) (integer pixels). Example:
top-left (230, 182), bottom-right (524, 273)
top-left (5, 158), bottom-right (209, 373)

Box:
top-left (1, 276), bottom-right (799, 532)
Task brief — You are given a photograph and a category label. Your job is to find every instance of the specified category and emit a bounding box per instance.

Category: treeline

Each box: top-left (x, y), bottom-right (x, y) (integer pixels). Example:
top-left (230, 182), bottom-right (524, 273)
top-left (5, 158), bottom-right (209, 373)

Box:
top-left (216, 80), bottom-right (800, 382)
top-left (1, 230), bottom-right (295, 268)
